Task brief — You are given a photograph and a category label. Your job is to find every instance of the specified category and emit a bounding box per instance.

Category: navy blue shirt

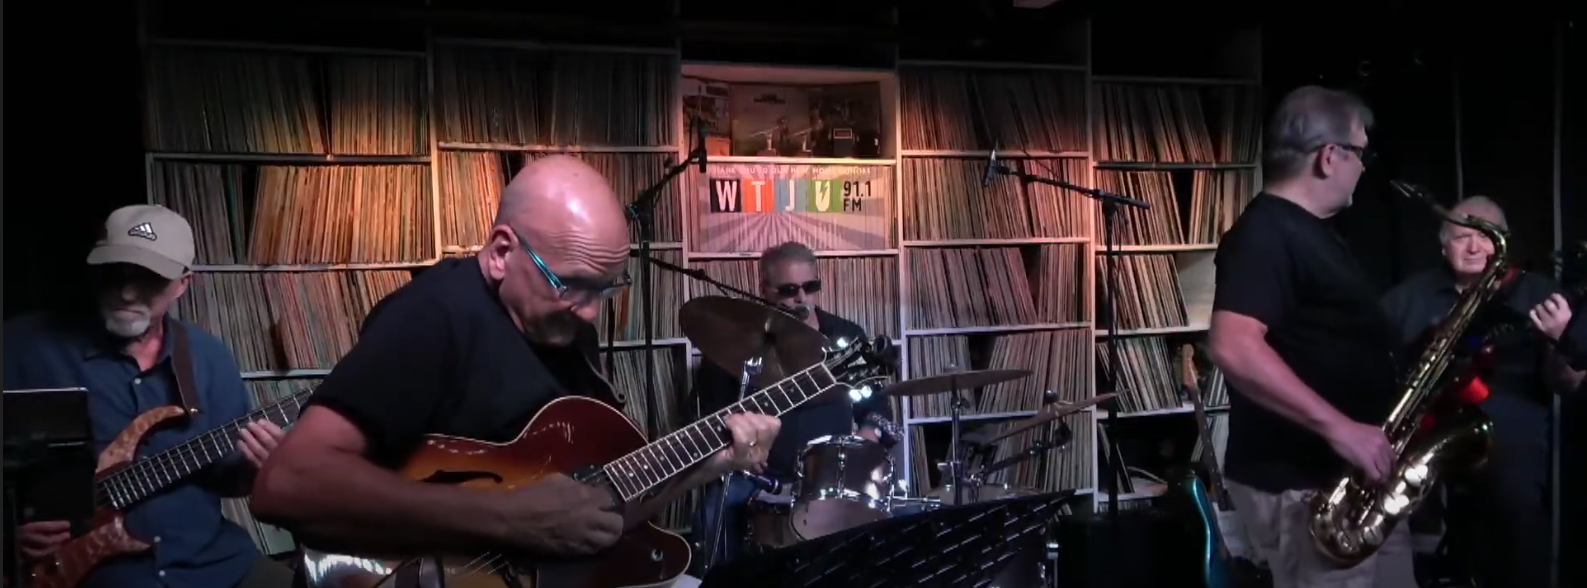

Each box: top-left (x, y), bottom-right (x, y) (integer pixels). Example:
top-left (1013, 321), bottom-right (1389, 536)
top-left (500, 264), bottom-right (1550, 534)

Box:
top-left (3, 311), bottom-right (262, 588)
top-left (1382, 268), bottom-right (1564, 449)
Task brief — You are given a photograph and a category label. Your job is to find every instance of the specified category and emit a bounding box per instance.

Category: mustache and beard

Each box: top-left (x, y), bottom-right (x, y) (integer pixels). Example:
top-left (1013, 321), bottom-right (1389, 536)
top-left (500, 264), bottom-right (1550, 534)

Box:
top-left (100, 301), bottom-right (153, 339)
top-left (780, 302), bottom-right (813, 321)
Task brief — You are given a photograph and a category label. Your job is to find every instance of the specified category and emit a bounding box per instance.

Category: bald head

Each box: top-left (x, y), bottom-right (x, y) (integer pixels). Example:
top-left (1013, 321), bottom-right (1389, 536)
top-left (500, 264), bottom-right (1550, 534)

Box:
top-left (497, 155), bottom-right (630, 242)
top-left (480, 154), bottom-right (632, 345)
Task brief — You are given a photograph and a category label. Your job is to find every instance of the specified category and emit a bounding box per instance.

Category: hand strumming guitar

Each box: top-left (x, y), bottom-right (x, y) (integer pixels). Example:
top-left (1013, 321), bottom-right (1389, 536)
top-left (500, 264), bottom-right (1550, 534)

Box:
top-left (500, 473), bottom-right (626, 556)
top-left (16, 520), bottom-right (71, 560)
top-left (498, 412), bottom-right (780, 556)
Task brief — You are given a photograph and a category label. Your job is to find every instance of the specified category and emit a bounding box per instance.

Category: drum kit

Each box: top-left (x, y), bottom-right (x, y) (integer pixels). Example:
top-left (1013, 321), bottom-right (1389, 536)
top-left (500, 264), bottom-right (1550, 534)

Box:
top-left (680, 295), bottom-right (1114, 585)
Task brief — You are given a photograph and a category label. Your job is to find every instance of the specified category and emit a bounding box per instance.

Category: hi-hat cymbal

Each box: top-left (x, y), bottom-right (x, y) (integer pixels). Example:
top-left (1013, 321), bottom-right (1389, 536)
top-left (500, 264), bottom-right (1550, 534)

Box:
top-left (880, 369), bottom-right (1033, 398)
top-left (984, 393), bottom-right (1118, 443)
top-left (680, 296), bottom-right (830, 384)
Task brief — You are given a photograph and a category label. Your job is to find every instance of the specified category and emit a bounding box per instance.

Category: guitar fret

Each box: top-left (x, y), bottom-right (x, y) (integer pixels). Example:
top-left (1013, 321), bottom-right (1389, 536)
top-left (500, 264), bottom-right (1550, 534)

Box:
top-left (105, 390), bottom-right (312, 510)
top-left (602, 358), bottom-right (860, 501)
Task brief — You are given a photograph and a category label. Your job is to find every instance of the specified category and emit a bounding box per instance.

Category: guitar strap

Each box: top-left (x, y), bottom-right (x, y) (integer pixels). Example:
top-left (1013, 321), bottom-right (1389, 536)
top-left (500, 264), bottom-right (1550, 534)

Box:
top-left (169, 322), bottom-right (204, 416)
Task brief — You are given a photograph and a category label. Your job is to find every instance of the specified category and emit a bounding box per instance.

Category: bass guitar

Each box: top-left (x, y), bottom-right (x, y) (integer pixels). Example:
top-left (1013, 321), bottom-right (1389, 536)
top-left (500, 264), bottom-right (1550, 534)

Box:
top-left (1174, 345), bottom-right (1271, 588)
top-left (29, 389), bottom-right (313, 588)
top-left (299, 336), bottom-right (894, 588)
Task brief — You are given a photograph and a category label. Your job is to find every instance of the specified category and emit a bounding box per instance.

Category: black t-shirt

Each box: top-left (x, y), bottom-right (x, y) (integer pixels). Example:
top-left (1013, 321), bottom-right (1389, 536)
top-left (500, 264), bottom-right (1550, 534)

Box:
top-left (691, 307), bottom-right (887, 482)
top-left (307, 256), bottom-right (613, 468)
top-left (1213, 194), bottom-right (1401, 492)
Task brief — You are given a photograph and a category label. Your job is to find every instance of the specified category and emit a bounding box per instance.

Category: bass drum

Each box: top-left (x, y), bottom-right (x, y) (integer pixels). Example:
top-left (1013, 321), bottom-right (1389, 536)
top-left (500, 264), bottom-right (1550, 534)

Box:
top-left (792, 435), bottom-right (894, 540)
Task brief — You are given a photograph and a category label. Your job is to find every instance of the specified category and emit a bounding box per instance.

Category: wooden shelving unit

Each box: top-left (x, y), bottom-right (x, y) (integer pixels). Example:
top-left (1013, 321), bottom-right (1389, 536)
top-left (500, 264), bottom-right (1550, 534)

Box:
top-left (138, 7), bottom-right (1263, 554)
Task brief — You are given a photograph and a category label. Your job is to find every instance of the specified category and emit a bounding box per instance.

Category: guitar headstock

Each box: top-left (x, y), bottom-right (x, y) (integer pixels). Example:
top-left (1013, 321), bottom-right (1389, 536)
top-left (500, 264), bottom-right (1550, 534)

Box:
top-left (823, 336), bottom-right (897, 390)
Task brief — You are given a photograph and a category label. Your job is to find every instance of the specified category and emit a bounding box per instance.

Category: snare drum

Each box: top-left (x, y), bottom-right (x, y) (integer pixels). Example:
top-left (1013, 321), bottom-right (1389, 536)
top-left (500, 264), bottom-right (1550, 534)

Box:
top-left (746, 491), bottom-right (799, 552)
top-left (926, 482), bottom-right (1041, 505)
top-left (791, 435), bottom-right (894, 539)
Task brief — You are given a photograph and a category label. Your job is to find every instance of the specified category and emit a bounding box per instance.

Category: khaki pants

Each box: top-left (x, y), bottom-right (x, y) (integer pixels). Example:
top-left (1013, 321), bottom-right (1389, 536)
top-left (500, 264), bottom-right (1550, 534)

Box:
top-left (1227, 481), bottom-right (1416, 588)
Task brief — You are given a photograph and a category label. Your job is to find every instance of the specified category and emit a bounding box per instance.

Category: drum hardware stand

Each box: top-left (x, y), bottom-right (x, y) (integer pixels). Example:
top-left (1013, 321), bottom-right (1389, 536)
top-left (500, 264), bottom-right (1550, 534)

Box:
top-left (984, 153), bottom-right (1150, 535)
top-left (605, 118), bottom-right (708, 437)
top-left (943, 370), bottom-right (972, 507)
top-left (702, 354), bottom-right (767, 575)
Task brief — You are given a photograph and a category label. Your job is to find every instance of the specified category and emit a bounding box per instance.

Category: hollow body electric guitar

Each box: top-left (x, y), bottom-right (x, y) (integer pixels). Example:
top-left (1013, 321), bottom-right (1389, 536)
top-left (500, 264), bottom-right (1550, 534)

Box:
top-left (29, 390), bottom-right (313, 588)
top-left (299, 337), bottom-right (894, 588)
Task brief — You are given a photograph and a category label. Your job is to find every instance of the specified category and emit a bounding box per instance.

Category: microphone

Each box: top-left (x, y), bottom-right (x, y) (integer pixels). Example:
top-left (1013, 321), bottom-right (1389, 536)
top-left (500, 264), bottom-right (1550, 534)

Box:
top-left (737, 471), bottom-right (779, 492)
top-left (981, 149), bottom-right (1000, 188)
top-left (696, 119), bottom-right (707, 174)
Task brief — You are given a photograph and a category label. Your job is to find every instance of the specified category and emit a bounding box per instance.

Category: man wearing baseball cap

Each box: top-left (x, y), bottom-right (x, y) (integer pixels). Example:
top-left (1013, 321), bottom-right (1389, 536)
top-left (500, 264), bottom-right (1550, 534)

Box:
top-left (4, 205), bottom-right (293, 588)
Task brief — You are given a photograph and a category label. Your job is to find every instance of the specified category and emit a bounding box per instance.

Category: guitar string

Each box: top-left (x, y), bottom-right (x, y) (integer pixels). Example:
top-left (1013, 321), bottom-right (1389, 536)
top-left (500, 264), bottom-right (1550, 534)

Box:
top-left (105, 393), bottom-right (309, 507)
top-left (113, 396), bottom-right (299, 493)
top-left (602, 363), bottom-right (832, 501)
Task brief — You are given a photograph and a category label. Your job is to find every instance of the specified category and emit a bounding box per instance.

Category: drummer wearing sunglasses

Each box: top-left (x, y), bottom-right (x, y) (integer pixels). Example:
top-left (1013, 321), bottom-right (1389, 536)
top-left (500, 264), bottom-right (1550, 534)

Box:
top-left (689, 241), bottom-right (899, 571)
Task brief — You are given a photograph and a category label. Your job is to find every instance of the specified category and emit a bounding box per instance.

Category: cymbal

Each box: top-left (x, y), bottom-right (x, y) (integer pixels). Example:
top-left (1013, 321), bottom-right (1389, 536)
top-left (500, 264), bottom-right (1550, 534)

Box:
top-left (680, 296), bottom-right (830, 385)
top-left (985, 393), bottom-right (1118, 443)
top-left (880, 369), bottom-right (1033, 398)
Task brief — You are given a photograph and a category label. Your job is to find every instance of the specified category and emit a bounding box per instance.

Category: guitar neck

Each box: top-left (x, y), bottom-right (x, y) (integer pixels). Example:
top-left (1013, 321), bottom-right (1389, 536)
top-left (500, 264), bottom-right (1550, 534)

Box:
top-left (100, 390), bottom-right (312, 508)
top-left (1179, 345), bottom-right (1231, 510)
top-left (602, 362), bottom-right (840, 501)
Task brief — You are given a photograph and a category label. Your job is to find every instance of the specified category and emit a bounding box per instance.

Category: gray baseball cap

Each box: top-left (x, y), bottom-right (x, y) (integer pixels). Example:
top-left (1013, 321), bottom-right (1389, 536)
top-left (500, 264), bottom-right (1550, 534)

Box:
top-left (86, 204), bottom-right (196, 280)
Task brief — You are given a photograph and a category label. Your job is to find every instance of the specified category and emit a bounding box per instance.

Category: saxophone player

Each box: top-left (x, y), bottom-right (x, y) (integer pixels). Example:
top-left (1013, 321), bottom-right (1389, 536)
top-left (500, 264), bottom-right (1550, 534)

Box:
top-left (1208, 86), bottom-right (1416, 588)
top-left (1382, 201), bottom-right (1585, 588)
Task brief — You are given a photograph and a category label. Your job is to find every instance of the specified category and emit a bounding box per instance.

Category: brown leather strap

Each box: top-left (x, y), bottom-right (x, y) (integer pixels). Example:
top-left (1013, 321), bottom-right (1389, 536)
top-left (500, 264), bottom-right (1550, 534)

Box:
top-left (170, 323), bottom-right (203, 416)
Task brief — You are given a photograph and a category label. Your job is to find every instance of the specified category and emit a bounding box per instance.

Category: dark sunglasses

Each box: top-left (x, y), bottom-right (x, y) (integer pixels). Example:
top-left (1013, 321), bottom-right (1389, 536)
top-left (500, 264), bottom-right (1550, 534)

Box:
top-left (773, 280), bottom-right (823, 297)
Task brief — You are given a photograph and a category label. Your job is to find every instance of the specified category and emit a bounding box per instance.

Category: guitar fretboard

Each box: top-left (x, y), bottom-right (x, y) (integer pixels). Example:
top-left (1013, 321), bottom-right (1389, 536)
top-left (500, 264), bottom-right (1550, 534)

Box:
top-left (603, 363), bottom-right (838, 500)
top-left (98, 391), bottom-right (311, 509)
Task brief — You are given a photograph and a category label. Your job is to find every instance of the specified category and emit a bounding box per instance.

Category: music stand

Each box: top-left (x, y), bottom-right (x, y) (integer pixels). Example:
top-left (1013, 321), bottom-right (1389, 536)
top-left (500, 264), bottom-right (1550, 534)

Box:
top-left (4, 388), bottom-right (96, 588)
top-left (701, 490), bottom-right (1076, 588)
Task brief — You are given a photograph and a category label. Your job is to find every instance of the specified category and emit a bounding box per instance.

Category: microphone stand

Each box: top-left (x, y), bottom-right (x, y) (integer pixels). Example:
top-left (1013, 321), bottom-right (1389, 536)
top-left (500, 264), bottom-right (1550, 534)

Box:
top-left (985, 157), bottom-right (1149, 541)
top-left (619, 121), bottom-right (707, 439)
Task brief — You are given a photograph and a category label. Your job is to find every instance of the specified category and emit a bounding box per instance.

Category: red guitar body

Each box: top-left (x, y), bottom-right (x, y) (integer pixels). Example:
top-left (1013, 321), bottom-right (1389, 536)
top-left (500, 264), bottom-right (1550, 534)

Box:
top-left (299, 396), bottom-right (692, 588)
top-left (29, 406), bottom-right (188, 588)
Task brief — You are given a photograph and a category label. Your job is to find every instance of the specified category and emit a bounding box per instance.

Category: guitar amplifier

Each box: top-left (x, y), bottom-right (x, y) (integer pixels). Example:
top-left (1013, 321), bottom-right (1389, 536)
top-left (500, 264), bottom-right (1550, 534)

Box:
top-left (1055, 508), bottom-right (1202, 588)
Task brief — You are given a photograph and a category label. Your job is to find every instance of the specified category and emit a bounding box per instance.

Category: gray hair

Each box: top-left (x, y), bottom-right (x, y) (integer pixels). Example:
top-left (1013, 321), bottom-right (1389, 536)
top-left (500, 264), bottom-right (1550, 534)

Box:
top-left (1262, 85), bottom-right (1375, 181)
top-left (1439, 195), bottom-right (1509, 243)
top-left (759, 241), bottom-right (817, 284)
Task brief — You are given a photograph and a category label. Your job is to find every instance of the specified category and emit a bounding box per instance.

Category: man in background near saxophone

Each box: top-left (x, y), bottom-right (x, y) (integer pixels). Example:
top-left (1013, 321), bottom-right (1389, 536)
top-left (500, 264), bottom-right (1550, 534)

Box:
top-left (1381, 196), bottom-right (1585, 588)
top-left (1207, 85), bottom-right (1415, 588)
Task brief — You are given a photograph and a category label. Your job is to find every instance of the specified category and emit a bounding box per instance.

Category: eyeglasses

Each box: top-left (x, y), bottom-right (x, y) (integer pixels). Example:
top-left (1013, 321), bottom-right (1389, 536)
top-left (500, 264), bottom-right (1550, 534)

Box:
top-left (1331, 143), bottom-right (1376, 166)
top-left (772, 280), bottom-right (823, 298)
top-left (513, 229), bottom-right (631, 305)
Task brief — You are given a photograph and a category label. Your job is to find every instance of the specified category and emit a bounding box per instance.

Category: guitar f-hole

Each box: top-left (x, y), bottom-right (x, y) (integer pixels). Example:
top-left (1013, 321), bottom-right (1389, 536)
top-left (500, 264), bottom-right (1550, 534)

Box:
top-left (500, 565), bottom-right (527, 588)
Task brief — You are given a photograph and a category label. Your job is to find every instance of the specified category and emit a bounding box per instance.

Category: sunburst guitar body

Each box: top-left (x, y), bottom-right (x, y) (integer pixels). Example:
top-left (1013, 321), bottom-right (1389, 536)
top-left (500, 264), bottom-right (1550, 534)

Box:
top-left (300, 398), bottom-right (692, 588)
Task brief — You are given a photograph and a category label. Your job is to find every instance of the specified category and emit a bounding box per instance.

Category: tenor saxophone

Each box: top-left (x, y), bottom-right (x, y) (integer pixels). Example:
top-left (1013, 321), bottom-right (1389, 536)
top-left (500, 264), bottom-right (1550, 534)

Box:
top-left (1307, 181), bottom-right (1502, 566)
